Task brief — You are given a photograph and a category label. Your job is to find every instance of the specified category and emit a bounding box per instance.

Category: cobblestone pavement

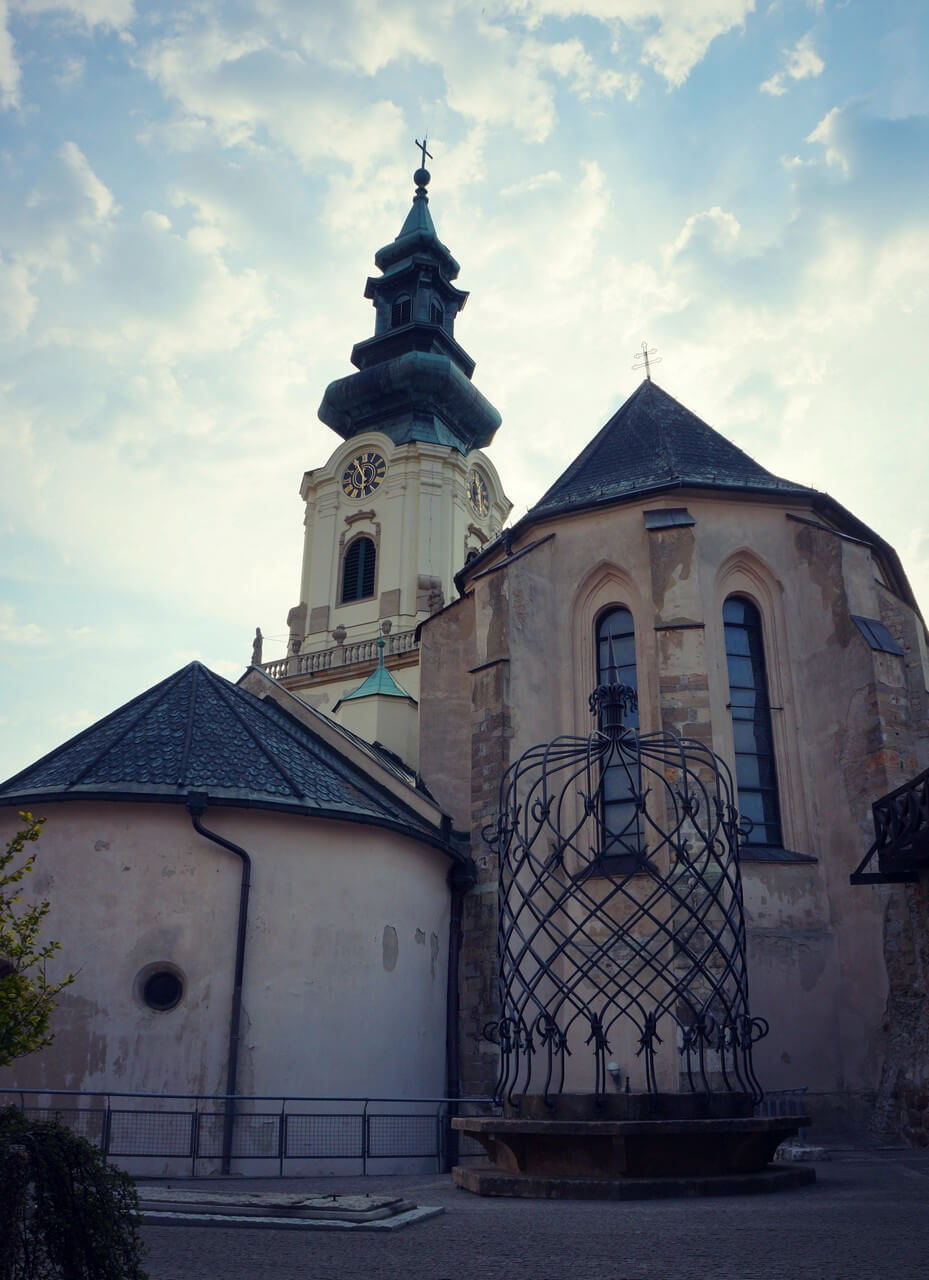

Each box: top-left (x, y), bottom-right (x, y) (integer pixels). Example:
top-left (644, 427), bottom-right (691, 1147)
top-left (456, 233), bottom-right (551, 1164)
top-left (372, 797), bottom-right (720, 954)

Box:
top-left (141, 1149), bottom-right (929, 1280)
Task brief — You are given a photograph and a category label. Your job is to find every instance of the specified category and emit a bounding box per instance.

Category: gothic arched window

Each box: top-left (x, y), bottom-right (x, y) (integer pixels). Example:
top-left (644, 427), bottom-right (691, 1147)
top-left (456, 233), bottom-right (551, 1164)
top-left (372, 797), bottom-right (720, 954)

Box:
top-left (430, 300), bottom-right (443, 326)
top-left (596, 607), bottom-right (641, 865)
top-left (723, 596), bottom-right (782, 848)
top-left (391, 296), bottom-right (411, 327)
top-left (341, 536), bottom-right (376, 603)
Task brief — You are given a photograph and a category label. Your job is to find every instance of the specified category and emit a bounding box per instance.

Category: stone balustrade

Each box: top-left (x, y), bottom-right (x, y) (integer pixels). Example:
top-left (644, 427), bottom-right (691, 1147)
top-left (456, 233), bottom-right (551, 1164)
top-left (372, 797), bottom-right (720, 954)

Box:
top-left (261, 627), bottom-right (419, 681)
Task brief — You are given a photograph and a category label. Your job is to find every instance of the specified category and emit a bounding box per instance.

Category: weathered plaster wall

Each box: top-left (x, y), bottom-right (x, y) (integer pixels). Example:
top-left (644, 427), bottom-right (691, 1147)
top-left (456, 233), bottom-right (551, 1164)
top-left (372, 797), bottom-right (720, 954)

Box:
top-left (0, 802), bottom-right (452, 1104)
top-left (423, 490), bottom-right (928, 1124)
top-left (418, 596), bottom-right (474, 832)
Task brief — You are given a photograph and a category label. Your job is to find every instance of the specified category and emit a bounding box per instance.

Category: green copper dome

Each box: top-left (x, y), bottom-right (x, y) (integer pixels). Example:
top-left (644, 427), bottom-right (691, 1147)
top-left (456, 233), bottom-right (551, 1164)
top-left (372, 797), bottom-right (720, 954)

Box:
top-left (317, 163), bottom-right (501, 455)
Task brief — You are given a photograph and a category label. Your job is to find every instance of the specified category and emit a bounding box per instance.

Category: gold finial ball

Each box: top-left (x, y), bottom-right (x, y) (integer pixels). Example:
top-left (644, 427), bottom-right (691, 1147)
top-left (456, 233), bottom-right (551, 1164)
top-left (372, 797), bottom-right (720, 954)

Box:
top-left (413, 167), bottom-right (431, 188)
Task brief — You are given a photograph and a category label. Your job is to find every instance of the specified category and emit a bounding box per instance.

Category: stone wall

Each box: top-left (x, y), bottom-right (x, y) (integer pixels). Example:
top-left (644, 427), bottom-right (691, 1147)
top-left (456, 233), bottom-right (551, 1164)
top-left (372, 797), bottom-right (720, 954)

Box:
top-left (873, 880), bottom-right (929, 1144)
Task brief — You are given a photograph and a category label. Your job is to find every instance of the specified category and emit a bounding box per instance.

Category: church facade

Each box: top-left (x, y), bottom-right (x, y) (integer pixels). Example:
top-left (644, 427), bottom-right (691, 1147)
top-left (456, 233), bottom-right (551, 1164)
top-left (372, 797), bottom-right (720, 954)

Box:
top-left (2, 161), bottom-right (928, 1152)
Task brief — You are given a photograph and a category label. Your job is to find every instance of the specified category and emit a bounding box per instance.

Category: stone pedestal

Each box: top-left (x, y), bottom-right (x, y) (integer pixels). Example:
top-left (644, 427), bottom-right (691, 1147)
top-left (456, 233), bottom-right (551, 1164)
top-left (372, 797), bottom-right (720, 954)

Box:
top-left (452, 1094), bottom-right (816, 1199)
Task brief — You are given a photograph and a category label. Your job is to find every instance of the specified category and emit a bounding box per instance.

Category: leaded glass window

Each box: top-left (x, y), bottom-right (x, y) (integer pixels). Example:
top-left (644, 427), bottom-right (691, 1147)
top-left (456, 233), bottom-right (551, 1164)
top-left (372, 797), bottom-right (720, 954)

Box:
top-left (596, 607), bottom-right (641, 863)
top-left (723, 597), bottom-right (782, 848)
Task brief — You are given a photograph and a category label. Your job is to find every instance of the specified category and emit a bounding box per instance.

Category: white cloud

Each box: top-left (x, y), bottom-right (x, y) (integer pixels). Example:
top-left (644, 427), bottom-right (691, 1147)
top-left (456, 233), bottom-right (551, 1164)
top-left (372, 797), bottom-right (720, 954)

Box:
top-left (13, 0), bottom-right (134, 28)
top-left (806, 107), bottom-right (849, 175)
top-left (59, 141), bottom-right (116, 221)
top-left (759, 72), bottom-right (786, 96)
top-left (137, 29), bottom-right (407, 172)
top-left (0, 257), bottom-right (35, 336)
top-left (785, 31), bottom-right (824, 78)
top-left (666, 205), bottom-right (742, 262)
top-left (0, 606), bottom-right (49, 647)
top-left (502, 0), bottom-right (756, 87)
top-left (760, 32), bottom-right (824, 96)
top-left (54, 54), bottom-right (85, 90)
top-left (500, 169), bottom-right (563, 197)
top-left (0, 0), bottom-right (20, 109)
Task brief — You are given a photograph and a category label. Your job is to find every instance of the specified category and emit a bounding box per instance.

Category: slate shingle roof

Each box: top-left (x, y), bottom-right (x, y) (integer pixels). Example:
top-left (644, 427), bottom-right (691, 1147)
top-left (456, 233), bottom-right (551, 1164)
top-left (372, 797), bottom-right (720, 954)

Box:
top-left (0, 662), bottom-right (447, 848)
top-left (530, 379), bottom-right (813, 518)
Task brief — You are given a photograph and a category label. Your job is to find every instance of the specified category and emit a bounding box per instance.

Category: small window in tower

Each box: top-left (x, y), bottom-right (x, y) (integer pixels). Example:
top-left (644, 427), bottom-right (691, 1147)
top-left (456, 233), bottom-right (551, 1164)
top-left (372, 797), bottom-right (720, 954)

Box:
top-left (391, 296), bottom-right (412, 327)
top-left (430, 301), bottom-right (443, 327)
top-left (342, 536), bottom-right (377, 603)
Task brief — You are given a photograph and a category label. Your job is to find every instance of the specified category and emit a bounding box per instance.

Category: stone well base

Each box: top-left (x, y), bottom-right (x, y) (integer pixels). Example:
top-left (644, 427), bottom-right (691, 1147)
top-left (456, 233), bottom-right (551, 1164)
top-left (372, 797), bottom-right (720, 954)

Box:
top-left (452, 1107), bottom-right (816, 1199)
top-left (452, 1164), bottom-right (815, 1200)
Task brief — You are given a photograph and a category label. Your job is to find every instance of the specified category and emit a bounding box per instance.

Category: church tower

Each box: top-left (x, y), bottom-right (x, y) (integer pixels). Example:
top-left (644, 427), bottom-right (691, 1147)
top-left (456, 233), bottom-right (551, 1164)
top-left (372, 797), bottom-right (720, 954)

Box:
top-left (266, 155), bottom-right (511, 765)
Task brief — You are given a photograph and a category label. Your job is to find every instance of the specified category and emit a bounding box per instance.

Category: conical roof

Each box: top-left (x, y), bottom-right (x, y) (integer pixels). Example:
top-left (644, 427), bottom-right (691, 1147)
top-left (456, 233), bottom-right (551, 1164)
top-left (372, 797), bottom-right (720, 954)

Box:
top-left (373, 168), bottom-right (459, 280)
top-left (336, 637), bottom-right (415, 706)
top-left (530, 380), bottom-right (813, 519)
top-left (0, 662), bottom-right (445, 847)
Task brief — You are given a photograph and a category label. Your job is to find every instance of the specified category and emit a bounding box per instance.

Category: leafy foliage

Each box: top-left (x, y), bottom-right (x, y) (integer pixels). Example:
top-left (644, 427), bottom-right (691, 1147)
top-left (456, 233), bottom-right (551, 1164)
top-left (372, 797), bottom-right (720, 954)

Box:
top-left (0, 1106), bottom-right (148, 1280)
top-left (0, 814), bottom-right (74, 1068)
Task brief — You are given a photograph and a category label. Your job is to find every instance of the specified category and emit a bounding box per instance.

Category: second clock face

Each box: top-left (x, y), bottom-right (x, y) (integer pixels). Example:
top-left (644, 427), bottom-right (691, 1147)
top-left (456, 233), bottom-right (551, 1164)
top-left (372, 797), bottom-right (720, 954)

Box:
top-left (468, 468), bottom-right (490, 517)
top-left (341, 451), bottom-right (387, 499)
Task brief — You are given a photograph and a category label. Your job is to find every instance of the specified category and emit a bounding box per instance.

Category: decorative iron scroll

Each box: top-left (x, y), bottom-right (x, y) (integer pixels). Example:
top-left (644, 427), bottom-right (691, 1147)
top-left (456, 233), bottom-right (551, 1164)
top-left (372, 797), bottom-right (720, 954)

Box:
top-left (850, 763), bottom-right (929, 884)
top-left (483, 684), bottom-right (767, 1107)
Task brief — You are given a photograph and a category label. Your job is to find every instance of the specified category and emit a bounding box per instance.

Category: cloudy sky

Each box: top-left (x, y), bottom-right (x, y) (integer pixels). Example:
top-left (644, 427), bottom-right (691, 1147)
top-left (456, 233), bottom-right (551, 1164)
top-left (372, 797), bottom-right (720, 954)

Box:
top-left (1, 0), bottom-right (927, 782)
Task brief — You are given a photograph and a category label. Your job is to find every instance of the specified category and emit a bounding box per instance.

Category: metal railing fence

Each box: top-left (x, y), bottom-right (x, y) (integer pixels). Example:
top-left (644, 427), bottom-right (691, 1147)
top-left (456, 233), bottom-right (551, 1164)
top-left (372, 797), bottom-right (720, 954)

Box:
top-left (1, 1089), bottom-right (494, 1176)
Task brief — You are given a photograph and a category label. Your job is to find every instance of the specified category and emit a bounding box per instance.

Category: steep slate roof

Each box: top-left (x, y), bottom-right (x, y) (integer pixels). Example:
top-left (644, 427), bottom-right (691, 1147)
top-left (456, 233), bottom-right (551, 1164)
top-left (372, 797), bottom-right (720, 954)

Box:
top-left (0, 662), bottom-right (450, 850)
top-left (530, 379), bottom-right (813, 519)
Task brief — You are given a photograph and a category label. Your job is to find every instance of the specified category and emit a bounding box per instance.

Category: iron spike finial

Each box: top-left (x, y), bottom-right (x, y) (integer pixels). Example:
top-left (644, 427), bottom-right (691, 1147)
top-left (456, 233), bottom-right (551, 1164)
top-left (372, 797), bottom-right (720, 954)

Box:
top-left (589, 683), bottom-right (638, 738)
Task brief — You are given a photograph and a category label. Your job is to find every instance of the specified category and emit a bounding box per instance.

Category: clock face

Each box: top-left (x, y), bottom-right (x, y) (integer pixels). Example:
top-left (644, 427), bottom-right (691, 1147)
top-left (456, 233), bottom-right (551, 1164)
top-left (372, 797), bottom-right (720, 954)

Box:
top-left (468, 468), bottom-right (490, 517)
top-left (341, 451), bottom-right (386, 499)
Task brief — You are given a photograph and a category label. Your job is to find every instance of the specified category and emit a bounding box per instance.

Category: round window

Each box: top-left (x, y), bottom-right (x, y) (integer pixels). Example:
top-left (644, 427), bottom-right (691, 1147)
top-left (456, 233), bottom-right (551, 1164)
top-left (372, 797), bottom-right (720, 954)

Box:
top-left (136, 964), bottom-right (184, 1012)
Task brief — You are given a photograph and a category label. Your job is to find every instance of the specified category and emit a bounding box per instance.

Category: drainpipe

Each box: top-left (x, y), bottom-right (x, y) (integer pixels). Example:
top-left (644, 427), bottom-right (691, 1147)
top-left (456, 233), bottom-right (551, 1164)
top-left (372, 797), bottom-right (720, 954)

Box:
top-left (186, 794), bottom-right (252, 1175)
top-left (444, 850), bottom-right (476, 1171)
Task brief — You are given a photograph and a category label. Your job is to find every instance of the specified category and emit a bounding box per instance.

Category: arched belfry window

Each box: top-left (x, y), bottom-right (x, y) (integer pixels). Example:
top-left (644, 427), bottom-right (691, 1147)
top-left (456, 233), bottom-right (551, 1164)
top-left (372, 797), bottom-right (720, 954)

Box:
top-left (391, 295), bottom-right (411, 328)
top-left (430, 300), bottom-right (443, 327)
top-left (723, 596), bottom-right (782, 848)
top-left (341, 536), bottom-right (376, 603)
top-left (596, 607), bottom-right (641, 863)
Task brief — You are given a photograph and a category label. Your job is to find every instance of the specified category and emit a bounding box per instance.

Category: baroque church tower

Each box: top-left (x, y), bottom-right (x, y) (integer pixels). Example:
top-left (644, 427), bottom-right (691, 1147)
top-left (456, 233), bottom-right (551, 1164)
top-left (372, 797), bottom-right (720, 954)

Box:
top-left (266, 160), bottom-right (511, 766)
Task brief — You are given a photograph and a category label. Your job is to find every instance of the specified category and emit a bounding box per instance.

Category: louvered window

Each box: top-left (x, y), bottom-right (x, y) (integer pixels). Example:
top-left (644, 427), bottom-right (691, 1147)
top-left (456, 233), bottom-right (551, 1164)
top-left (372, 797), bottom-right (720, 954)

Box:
top-left (342, 537), bottom-right (376, 602)
top-left (391, 296), bottom-right (411, 327)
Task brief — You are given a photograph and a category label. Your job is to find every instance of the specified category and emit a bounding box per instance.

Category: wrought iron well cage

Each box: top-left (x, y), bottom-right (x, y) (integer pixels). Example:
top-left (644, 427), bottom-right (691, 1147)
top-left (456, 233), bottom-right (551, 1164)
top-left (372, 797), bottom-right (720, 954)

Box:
top-left (483, 684), bottom-right (768, 1107)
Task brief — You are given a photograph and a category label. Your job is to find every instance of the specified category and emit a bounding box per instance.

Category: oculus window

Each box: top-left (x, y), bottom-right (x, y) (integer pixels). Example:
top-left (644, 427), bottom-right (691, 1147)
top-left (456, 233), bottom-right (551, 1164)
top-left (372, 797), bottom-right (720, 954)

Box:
top-left (136, 964), bottom-right (185, 1012)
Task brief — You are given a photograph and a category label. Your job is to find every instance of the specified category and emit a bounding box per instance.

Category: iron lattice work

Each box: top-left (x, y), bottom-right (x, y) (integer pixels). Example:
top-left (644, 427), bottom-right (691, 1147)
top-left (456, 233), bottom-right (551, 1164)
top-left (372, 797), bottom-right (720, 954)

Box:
top-left (484, 685), bottom-right (768, 1106)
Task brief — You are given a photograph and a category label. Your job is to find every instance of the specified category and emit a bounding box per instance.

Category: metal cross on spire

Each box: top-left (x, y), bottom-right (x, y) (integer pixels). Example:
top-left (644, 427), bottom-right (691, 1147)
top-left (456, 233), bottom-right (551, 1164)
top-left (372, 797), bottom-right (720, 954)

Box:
top-left (632, 341), bottom-right (662, 381)
top-left (415, 136), bottom-right (433, 169)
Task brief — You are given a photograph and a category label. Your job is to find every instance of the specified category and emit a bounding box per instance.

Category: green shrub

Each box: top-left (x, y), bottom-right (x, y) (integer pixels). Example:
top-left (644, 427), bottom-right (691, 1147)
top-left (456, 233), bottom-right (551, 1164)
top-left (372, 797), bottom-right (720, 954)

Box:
top-left (0, 813), bottom-right (74, 1068)
top-left (0, 1106), bottom-right (147, 1280)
